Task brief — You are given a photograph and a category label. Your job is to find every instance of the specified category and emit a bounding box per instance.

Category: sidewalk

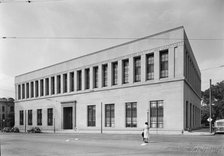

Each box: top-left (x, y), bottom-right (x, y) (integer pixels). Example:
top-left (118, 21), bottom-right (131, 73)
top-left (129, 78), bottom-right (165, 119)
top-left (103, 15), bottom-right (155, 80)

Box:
top-left (184, 128), bottom-right (215, 136)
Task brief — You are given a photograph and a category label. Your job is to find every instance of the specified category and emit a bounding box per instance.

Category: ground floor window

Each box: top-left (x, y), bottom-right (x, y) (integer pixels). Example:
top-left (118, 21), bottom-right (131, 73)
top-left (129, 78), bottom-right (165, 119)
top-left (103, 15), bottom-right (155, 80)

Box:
top-left (105, 104), bottom-right (115, 127)
top-left (150, 100), bottom-right (164, 128)
top-left (19, 110), bottom-right (24, 125)
top-left (28, 110), bottom-right (32, 125)
top-left (87, 105), bottom-right (96, 127)
top-left (37, 109), bottom-right (42, 126)
top-left (48, 108), bottom-right (53, 126)
top-left (125, 102), bottom-right (137, 127)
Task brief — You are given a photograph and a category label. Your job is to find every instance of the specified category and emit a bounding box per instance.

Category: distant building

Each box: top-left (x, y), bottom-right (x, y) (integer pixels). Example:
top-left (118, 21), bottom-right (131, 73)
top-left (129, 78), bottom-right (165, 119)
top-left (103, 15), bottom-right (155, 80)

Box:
top-left (15, 26), bottom-right (201, 134)
top-left (0, 98), bottom-right (15, 128)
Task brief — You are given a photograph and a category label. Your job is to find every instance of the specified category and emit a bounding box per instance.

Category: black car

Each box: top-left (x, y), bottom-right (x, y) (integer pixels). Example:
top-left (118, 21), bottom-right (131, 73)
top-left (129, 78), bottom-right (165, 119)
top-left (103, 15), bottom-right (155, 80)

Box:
top-left (27, 127), bottom-right (41, 133)
top-left (2, 127), bottom-right (11, 132)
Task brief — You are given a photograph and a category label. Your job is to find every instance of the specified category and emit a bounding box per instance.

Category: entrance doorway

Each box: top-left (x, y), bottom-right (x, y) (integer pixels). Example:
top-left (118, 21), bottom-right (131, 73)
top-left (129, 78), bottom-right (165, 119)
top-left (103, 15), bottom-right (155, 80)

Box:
top-left (63, 107), bottom-right (73, 129)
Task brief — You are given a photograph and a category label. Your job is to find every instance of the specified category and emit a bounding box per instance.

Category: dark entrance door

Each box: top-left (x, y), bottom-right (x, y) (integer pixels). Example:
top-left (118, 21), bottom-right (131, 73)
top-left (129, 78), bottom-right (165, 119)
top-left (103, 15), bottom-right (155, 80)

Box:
top-left (63, 107), bottom-right (73, 129)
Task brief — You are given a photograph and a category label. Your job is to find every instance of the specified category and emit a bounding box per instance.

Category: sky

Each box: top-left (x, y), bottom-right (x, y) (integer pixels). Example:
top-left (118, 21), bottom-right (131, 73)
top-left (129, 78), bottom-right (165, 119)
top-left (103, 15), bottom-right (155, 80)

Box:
top-left (0, 0), bottom-right (223, 98)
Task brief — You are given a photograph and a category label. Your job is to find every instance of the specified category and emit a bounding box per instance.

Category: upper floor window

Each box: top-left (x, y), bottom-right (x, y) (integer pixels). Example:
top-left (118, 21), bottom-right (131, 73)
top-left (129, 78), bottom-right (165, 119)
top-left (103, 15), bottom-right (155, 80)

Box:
top-left (57, 75), bottom-right (61, 94)
top-left (22, 84), bottom-right (25, 99)
top-left (26, 83), bottom-right (29, 98)
top-left (18, 84), bottom-right (21, 100)
top-left (45, 78), bottom-right (49, 96)
top-left (122, 59), bottom-right (129, 84)
top-left (102, 64), bottom-right (108, 87)
top-left (63, 73), bottom-right (67, 93)
top-left (69, 72), bottom-right (74, 92)
top-left (77, 70), bottom-right (82, 91)
top-left (134, 56), bottom-right (141, 82)
top-left (146, 53), bottom-right (154, 80)
top-left (112, 62), bottom-right (118, 85)
top-left (160, 50), bottom-right (168, 78)
top-left (35, 80), bottom-right (39, 97)
top-left (31, 82), bottom-right (34, 98)
top-left (93, 66), bottom-right (99, 88)
top-left (51, 76), bottom-right (55, 95)
top-left (85, 68), bottom-right (90, 90)
top-left (40, 79), bottom-right (44, 96)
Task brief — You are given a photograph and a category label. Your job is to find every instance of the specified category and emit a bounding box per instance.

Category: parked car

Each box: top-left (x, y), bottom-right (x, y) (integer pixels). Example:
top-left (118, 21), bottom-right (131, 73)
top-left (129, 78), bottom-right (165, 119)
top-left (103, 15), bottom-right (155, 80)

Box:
top-left (10, 127), bottom-right (20, 133)
top-left (214, 119), bottom-right (224, 134)
top-left (27, 127), bottom-right (41, 133)
top-left (2, 127), bottom-right (11, 132)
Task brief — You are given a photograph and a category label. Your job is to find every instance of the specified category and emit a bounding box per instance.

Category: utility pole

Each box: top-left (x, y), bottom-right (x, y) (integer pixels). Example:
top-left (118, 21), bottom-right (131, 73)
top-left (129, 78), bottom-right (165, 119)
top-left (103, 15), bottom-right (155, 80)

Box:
top-left (209, 79), bottom-right (212, 133)
top-left (101, 102), bottom-right (103, 134)
top-left (25, 110), bottom-right (27, 133)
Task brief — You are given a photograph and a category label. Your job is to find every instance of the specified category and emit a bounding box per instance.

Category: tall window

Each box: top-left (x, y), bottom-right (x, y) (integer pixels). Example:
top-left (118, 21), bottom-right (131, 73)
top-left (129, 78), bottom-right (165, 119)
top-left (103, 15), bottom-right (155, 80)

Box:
top-left (85, 68), bottom-right (90, 90)
top-left (57, 75), bottom-right (61, 94)
top-left (18, 85), bottom-right (21, 100)
top-left (31, 82), bottom-right (34, 98)
top-left (150, 100), bottom-right (163, 128)
top-left (47, 108), bottom-right (53, 126)
top-left (93, 66), bottom-right (99, 88)
top-left (45, 78), bottom-right (49, 96)
top-left (35, 80), bottom-right (39, 97)
top-left (87, 105), bottom-right (96, 127)
top-left (160, 50), bottom-right (168, 78)
top-left (102, 64), bottom-right (108, 87)
top-left (125, 102), bottom-right (137, 127)
top-left (22, 84), bottom-right (25, 99)
top-left (134, 57), bottom-right (141, 82)
top-left (19, 110), bottom-right (24, 125)
top-left (28, 110), bottom-right (32, 125)
top-left (51, 76), bottom-right (55, 95)
top-left (105, 104), bottom-right (115, 127)
top-left (37, 109), bottom-right (42, 126)
top-left (40, 79), bottom-right (44, 96)
top-left (122, 59), bottom-right (129, 84)
top-left (186, 101), bottom-right (188, 129)
top-left (2, 106), bottom-right (5, 112)
top-left (146, 53), bottom-right (154, 80)
top-left (112, 62), bottom-right (118, 85)
top-left (63, 73), bottom-right (67, 93)
top-left (70, 72), bottom-right (74, 92)
top-left (77, 70), bottom-right (82, 91)
top-left (26, 83), bottom-right (29, 98)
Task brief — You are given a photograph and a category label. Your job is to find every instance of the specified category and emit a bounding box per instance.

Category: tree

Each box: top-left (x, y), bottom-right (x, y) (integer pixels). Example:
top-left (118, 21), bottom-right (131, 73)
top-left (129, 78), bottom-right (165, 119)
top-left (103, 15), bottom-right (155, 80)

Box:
top-left (201, 80), bottom-right (224, 125)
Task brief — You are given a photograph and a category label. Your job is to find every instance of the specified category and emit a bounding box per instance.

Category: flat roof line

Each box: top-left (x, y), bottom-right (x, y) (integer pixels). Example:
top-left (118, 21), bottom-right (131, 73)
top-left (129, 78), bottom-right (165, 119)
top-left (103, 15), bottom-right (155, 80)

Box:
top-left (16, 26), bottom-right (184, 77)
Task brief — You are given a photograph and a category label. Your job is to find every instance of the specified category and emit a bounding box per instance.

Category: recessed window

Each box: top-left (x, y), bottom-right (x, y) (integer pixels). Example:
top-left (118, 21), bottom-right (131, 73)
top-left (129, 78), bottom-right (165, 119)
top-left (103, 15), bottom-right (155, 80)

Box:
top-left (77, 70), bottom-right (82, 91)
top-left (26, 83), bottom-right (29, 98)
top-left (122, 59), bottom-right (129, 84)
top-left (105, 104), bottom-right (115, 127)
top-left (47, 108), bottom-right (53, 126)
top-left (20, 110), bottom-right (24, 125)
top-left (85, 68), bottom-right (90, 90)
top-left (93, 66), bottom-right (99, 88)
top-left (18, 85), bottom-right (21, 100)
top-left (87, 105), bottom-right (96, 127)
top-left (57, 75), bottom-right (61, 94)
top-left (37, 109), bottom-right (42, 126)
top-left (51, 76), bottom-right (55, 95)
top-left (125, 102), bottom-right (137, 127)
top-left (22, 84), bottom-right (25, 99)
top-left (45, 78), bottom-right (49, 96)
top-left (28, 110), bottom-right (32, 125)
top-left (102, 64), bottom-right (108, 87)
top-left (35, 80), bottom-right (39, 97)
top-left (63, 73), bottom-right (67, 93)
top-left (31, 82), bottom-right (34, 98)
top-left (150, 100), bottom-right (163, 128)
top-left (69, 72), bottom-right (74, 92)
top-left (134, 56), bottom-right (141, 82)
top-left (112, 62), bottom-right (118, 85)
top-left (160, 50), bottom-right (168, 78)
top-left (146, 53), bottom-right (154, 80)
top-left (40, 79), bottom-right (44, 96)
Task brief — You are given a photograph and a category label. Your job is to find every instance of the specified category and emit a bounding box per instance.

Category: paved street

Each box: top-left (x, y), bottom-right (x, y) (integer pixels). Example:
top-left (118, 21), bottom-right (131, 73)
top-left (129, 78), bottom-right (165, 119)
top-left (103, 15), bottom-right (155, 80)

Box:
top-left (1, 132), bottom-right (224, 156)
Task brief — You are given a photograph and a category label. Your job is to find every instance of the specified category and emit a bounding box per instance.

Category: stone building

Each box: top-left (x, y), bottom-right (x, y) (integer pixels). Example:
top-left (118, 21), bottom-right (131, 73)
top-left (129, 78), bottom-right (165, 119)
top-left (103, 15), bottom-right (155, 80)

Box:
top-left (15, 26), bottom-right (201, 134)
top-left (0, 98), bottom-right (15, 128)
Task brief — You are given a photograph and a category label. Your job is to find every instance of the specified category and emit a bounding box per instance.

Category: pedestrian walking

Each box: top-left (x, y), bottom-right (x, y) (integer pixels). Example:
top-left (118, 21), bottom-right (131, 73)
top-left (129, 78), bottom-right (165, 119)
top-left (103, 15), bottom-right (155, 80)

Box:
top-left (143, 122), bottom-right (149, 143)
